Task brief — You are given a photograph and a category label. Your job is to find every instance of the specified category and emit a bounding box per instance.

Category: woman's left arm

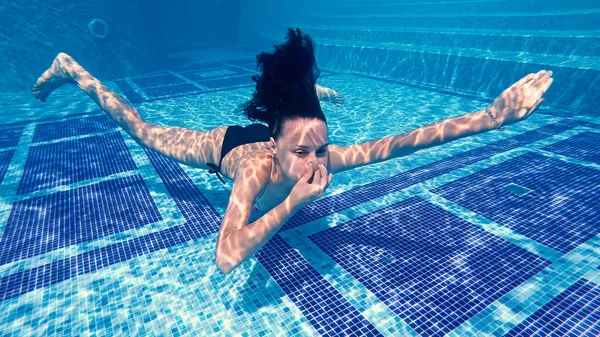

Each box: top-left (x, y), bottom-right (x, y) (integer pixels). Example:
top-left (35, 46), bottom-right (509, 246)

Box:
top-left (328, 70), bottom-right (554, 175)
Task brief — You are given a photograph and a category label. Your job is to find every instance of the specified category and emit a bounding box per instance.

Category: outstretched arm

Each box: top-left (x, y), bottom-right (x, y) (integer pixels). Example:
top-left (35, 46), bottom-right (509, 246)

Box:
top-left (315, 83), bottom-right (344, 107)
top-left (328, 70), bottom-right (554, 174)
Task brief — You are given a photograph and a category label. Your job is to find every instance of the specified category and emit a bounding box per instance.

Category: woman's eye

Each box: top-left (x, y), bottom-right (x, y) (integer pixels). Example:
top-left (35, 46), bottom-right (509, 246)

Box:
top-left (295, 149), bottom-right (327, 155)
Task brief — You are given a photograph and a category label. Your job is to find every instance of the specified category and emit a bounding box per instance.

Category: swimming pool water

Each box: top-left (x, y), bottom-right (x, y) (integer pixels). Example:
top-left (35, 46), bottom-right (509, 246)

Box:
top-left (1, 1), bottom-right (600, 336)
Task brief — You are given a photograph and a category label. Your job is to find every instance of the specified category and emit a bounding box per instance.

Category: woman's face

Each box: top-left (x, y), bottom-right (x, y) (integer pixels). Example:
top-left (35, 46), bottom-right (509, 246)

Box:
top-left (270, 117), bottom-right (329, 188)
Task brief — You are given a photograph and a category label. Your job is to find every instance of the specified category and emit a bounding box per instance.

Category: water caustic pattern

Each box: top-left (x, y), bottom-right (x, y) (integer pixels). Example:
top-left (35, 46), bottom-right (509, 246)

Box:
top-left (2, 2), bottom-right (600, 337)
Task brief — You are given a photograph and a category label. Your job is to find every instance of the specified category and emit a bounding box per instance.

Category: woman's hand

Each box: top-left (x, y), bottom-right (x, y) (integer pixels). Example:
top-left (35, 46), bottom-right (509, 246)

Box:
top-left (289, 162), bottom-right (333, 208)
top-left (489, 70), bottom-right (554, 128)
top-left (331, 91), bottom-right (345, 108)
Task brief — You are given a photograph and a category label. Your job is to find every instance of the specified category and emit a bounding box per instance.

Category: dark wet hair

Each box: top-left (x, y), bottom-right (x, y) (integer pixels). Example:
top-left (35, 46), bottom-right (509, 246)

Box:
top-left (239, 28), bottom-right (326, 140)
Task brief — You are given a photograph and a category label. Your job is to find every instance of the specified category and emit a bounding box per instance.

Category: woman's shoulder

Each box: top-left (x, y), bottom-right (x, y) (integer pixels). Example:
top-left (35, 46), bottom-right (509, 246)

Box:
top-left (233, 149), bottom-right (273, 180)
top-left (230, 150), bottom-right (275, 205)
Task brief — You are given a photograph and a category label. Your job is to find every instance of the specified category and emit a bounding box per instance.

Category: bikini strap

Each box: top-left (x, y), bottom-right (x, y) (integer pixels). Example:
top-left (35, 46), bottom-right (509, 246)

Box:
top-left (207, 162), bottom-right (226, 185)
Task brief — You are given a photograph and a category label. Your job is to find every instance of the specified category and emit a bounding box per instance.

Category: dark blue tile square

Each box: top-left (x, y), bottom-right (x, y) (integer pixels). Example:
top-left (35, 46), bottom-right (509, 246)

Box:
top-left (0, 126), bottom-right (24, 148)
top-left (132, 74), bottom-right (185, 88)
top-left (198, 75), bottom-right (254, 89)
top-left (143, 83), bottom-right (205, 99)
top-left (18, 132), bottom-right (137, 194)
top-left (0, 150), bottom-right (15, 185)
top-left (431, 152), bottom-right (600, 254)
top-left (309, 196), bottom-right (550, 337)
top-left (542, 132), bottom-right (600, 165)
top-left (0, 174), bottom-right (162, 265)
top-left (32, 115), bottom-right (117, 143)
top-left (115, 79), bottom-right (144, 104)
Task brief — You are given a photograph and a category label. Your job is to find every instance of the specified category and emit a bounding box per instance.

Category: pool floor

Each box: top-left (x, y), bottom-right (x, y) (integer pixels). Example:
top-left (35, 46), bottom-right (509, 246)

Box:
top-left (0, 51), bottom-right (599, 336)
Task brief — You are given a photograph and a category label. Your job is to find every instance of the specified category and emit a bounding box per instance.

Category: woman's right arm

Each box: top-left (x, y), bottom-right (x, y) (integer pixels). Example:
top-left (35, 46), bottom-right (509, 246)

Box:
top-left (215, 155), bottom-right (300, 274)
top-left (215, 161), bottom-right (331, 274)
top-left (216, 191), bottom-right (302, 274)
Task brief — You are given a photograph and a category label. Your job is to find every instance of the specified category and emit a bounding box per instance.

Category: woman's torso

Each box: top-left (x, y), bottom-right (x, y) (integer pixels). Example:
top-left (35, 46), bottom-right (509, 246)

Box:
top-left (219, 138), bottom-right (289, 212)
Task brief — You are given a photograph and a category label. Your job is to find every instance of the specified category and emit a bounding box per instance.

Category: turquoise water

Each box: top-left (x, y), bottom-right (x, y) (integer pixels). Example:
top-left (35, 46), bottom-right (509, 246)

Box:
top-left (1, 1), bottom-right (600, 336)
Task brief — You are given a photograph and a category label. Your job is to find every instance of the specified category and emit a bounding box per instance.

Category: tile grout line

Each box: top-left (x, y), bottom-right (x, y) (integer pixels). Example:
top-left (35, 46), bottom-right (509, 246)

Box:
top-left (167, 70), bottom-right (211, 90)
top-left (124, 77), bottom-right (150, 101)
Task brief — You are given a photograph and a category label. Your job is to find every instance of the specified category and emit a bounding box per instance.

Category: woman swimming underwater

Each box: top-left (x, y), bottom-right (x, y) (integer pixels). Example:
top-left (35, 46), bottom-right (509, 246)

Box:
top-left (32, 28), bottom-right (553, 274)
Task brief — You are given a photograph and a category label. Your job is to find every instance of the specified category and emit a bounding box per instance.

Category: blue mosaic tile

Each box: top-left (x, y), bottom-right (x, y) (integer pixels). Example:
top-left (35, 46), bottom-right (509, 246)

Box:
top-left (431, 152), bottom-right (600, 254)
top-left (18, 132), bottom-right (137, 194)
top-left (233, 62), bottom-right (258, 70)
top-left (309, 196), bottom-right (550, 337)
top-left (0, 126), bottom-right (23, 148)
top-left (0, 218), bottom-right (214, 301)
top-left (172, 62), bottom-right (224, 73)
top-left (143, 83), bottom-right (205, 99)
top-left (542, 131), bottom-right (600, 165)
top-left (143, 148), bottom-right (220, 235)
top-left (136, 74), bottom-right (185, 88)
top-left (255, 234), bottom-right (383, 337)
top-left (352, 73), bottom-right (494, 105)
top-left (32, 114), bottom-right (117, 143)
top-left (0, 174), bottom-right (162, 266)
top-left (319, 42), bottom-right (600, 115)
top-left (115, 79), bottom-right (144, 104)
top-left (281, 119), bottom-right (583, 231)
top-left (224, 58), bottom-right (256, 66)
top-left (0, 120), bottom-right (32, 129)
top-left (225, 45), bottom-right (269, 54)
top-left (0, 111), bottom-right (105, 131)
top-left (180, 67), bottom-right (251, 81)
top-left (505, 278), bottom-right (600, 336)
top-left (0, 150), bottom-right (15, 185)
top-left (577, 120), bottom-right (600, 129)
top-left (307, 26), bottom-right (600, 58)
top-left (131, 73), bottom-right (185, 88)
top-left (305, 13), bottom-right (600, 37)
top-left (198, 75), bottom-right (254, 89)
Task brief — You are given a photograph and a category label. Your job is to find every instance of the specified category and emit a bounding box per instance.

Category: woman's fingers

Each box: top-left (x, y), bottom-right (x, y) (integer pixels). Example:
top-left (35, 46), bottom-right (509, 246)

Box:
top-left (318, 164), bottom-right (327, 187)
top-left (305, 162), bottom-right (317, 183)
top-left (513, 73), bottom-right (535, 88)
top-left (535, 77), bottom-right (553, 97)
top-left (312, 164), bottom-right (322, 184)
top-left (531, 71), bottom-right (553, 91)
top-left (531, 98), bottom-right (544, 112)
top-left (524, 75), bottom-right (553, 108)
top-left (511, 70), bottom-right (552, 92)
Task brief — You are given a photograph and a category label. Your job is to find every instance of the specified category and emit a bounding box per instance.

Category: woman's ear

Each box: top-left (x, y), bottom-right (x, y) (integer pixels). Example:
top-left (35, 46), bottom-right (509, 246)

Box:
top-left (269, 137), bottom-right (277, 155)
